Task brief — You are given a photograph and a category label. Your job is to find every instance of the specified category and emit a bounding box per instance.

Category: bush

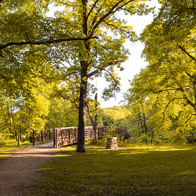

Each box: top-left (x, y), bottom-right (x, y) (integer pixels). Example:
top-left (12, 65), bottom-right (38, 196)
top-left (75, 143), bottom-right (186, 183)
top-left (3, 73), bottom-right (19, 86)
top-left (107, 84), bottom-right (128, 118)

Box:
top-left (137, 134), bottom-right (151, 145)
top-left (88, 138), bottom-right (107, 146)
top-left (171, 131), bottom-right (187, 144)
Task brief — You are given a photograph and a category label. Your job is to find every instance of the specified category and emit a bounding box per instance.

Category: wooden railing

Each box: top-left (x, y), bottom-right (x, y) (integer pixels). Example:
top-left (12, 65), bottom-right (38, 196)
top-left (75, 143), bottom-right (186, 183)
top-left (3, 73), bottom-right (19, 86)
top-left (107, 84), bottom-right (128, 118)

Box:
top-left (33, 128), bottom-right (54, 146)
top-left (33, 126), bottom-right (129, 147)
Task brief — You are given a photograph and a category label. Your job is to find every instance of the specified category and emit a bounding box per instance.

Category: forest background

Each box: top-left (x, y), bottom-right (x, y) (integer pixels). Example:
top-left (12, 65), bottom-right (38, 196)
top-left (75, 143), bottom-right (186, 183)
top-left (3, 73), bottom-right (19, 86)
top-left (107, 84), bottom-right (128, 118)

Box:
top-left (0, 0), bottom-right (195, 148)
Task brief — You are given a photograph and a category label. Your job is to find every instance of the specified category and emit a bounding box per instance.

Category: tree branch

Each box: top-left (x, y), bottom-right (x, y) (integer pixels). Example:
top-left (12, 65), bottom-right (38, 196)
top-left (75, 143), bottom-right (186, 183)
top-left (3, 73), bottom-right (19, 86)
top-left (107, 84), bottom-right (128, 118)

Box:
top-left (0, 36), bottom-right (98, 51)
top-left (159, 97), bottom-right (184, 129)
top-left (178, 86), bottom-right (195, 108)
top-left (192, 0), bottom-right (195, 8)
top-left (185, 113), bottom-right (196, 125)
top-left (111, 0), bottom-right (134, 14)
top-left (104, 22), bottom-right (133, 37)
top-left (86, 0), bottom-right (100, 20)
top-left (150, 87), bottom-right (182, 94)
top-left (89, 0), bottom-right (133, 36)
top-left (178, 44), bottom-right (196, 62)
top-left (90, 6), bottom-right (103, 28)
top-left (86, 102), bottom-right (94, 126)
top-left (104, 68), bottom-right (118, 86)
top-left (87, 60), bottom-right (123, 78)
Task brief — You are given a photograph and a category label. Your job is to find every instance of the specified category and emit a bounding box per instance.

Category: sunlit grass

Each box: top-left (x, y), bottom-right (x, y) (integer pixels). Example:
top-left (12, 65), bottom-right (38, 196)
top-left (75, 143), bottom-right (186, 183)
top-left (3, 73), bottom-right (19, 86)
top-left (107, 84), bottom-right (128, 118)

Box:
top-left (0, 141), bottom-right (31, 164)
top-left (32, 144), bottom-right (196, 195)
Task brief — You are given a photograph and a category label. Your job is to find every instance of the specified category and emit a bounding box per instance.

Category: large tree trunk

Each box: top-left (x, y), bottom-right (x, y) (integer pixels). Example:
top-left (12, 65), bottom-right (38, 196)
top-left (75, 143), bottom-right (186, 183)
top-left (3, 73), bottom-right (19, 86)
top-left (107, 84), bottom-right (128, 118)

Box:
top-left (76, 0), bottom-right (90, 152)
top-left (76, 63), bottom-right (88, 152)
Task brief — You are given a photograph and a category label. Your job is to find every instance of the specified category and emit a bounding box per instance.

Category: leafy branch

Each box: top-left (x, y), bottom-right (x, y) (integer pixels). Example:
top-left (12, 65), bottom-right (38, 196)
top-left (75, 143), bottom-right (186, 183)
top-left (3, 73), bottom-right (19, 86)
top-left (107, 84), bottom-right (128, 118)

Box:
top-left (89, 0), bottom-right (134, 37)
top-left (178, 44), bottom-right (196, 62)
top-left (87, 60), bottom-right (124, 78)
top-left (0, 36), bottom-right (98, 51)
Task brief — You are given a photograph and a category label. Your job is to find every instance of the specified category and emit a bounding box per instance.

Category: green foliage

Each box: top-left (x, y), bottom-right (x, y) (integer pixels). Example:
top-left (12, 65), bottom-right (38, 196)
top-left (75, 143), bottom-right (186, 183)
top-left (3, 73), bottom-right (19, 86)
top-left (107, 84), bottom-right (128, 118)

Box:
top-left (0, 77), bottom-right (51, 141)
top-left (101, 105), bottom-right (131, 127)
top-left (88, 138), bottom-right (106, 146)
top-left (45, 97), bottom-right (78, 128)
top-left (0, 138), bottom-right (31, 164)
top-left (106, 124), bottom-right (117, 137)
top-left (0, 0), bottom-right (150, 150)
top-left (124, 0), bottom-right (196, 145)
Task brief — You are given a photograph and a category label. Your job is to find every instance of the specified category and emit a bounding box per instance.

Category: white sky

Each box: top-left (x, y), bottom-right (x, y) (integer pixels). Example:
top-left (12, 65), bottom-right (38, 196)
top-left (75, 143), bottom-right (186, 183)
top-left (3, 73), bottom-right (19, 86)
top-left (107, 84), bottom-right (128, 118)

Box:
top-left (98, 1), bottom-right (161, 108)
top-left (48, 1), bottom-right (161, 108)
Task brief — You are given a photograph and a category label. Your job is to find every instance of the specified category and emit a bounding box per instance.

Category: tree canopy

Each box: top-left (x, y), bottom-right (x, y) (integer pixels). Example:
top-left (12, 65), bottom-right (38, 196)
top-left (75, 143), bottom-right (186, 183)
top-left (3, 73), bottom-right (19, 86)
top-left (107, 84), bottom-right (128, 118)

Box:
top-left (0, 0), bottom-right (151, 151)
top-left (125, 0), bottom-right (196, 144)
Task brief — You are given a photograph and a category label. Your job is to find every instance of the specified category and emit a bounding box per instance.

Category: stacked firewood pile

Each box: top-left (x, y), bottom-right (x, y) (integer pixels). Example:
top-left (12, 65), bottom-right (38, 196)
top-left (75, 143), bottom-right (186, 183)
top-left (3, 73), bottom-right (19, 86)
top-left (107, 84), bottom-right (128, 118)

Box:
top-left (106, 137), bottom-right (118, 149)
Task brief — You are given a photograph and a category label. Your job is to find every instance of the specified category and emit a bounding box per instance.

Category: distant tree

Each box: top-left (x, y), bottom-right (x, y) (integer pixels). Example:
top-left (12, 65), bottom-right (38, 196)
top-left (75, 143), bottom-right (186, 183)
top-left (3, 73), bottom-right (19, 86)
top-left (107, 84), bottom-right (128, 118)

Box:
top-left (0, 77), bottom-right (51, 141)
top-left (101, 106), bottom-right (131, 128)
top-left (87, 93), bottom-right (99, 141)
top-left (45, 97), bottom-right (78, 128)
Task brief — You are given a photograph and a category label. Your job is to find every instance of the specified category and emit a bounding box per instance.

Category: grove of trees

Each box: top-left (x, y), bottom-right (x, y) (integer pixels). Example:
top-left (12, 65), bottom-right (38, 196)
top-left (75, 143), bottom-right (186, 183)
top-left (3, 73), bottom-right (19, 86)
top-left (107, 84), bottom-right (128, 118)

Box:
top-left (125, 0), bottom-right (196, 144)
top-left (0, 0), bottom-right (195, 149)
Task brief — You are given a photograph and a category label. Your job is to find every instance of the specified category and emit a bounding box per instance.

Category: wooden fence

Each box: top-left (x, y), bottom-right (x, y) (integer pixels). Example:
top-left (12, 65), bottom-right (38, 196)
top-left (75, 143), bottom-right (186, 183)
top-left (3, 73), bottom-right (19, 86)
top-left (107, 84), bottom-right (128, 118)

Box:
top-left (33, 126), bottom-right (130, 147)
top-left (33, 128), bottom-right (54, 146)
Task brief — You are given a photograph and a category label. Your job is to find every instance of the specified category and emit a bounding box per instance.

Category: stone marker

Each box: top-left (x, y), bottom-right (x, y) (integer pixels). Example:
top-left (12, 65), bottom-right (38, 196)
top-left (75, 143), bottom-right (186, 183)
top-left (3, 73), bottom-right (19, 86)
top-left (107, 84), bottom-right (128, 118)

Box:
top-left (106, 137), bottom-right (118, 149)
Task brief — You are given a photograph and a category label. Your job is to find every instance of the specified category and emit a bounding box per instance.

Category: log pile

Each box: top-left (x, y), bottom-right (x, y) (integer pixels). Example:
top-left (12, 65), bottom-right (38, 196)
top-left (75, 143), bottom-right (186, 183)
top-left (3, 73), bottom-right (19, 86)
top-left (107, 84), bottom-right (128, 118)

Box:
top-left (106, 137), bottom-right (118, 149)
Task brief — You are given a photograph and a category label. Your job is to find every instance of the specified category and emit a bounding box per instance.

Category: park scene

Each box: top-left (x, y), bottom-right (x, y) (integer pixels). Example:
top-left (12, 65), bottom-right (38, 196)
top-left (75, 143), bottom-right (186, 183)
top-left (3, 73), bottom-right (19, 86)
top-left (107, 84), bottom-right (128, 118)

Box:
top-left (0, 0), bottom-right (196, 195)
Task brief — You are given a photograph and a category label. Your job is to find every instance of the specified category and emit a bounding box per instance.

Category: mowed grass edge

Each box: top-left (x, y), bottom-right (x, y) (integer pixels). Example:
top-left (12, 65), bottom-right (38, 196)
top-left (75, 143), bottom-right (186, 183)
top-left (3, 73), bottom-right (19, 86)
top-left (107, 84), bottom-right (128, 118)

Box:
top-left (0, 141), bottom-right (31, 164)
top-left (32, 144), bottom-right (196, 196)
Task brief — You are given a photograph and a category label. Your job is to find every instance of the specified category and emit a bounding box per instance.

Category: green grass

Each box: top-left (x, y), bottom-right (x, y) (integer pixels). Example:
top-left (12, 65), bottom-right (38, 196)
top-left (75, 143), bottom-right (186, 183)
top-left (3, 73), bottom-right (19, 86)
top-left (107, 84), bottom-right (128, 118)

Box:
top-left (32, 144), bottom-right (196, 196)
top-left (0, 141), bottom-right (31, 164)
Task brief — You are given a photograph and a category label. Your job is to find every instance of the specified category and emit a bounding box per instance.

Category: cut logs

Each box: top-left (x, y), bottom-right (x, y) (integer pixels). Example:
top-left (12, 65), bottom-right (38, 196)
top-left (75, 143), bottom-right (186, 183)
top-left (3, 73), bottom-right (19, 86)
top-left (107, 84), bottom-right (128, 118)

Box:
top-left (106, 137), bottom-right (118, 149)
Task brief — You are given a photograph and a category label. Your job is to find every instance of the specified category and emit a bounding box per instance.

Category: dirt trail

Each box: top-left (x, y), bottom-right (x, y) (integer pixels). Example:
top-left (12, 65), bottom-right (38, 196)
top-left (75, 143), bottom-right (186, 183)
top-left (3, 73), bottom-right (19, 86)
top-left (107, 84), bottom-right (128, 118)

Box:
top-left (0, 142), bottom-right (62, 196)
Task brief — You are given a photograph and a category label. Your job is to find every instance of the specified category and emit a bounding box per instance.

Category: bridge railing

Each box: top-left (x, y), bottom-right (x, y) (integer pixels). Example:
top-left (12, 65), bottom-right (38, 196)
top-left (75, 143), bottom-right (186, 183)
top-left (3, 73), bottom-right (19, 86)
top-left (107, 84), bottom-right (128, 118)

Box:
top-left (33, 126), bottom-right (129, 147)
top-left (33, 128), bottom-right (54, 146)
top-left (54, 126), bottom-right (109, 147)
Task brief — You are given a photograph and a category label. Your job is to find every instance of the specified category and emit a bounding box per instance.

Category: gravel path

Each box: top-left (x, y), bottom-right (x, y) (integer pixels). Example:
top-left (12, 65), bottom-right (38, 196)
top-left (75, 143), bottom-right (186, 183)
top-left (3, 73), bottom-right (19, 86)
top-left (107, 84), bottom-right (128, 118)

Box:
top-left (0, 142), bottom-right (62, 196)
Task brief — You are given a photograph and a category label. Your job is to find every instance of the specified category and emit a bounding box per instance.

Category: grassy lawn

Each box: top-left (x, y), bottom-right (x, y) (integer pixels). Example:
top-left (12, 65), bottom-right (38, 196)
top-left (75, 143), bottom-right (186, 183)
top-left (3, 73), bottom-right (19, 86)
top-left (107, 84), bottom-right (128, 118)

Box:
top-left (32, 144), bottom-right (196, 196)
top-left (0, 141), bottom-right (31, 164)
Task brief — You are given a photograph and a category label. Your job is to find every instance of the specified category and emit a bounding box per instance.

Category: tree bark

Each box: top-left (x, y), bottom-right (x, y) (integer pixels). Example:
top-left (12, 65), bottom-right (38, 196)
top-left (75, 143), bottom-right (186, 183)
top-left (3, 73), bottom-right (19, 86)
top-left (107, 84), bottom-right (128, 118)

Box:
top-left (76, 62), bottom-right (88, 152)
top-left (86, 93), bottom-right (98, 141)
top-left (142, 113), bottom-right (148, 135)
top-left (76, 0), bottom-right (89, 152)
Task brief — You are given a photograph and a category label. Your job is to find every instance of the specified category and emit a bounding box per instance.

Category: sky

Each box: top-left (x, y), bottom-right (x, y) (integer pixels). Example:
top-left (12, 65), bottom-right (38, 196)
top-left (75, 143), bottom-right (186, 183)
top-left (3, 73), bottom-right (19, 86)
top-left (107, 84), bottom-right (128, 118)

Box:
top-left (98, 0), bottom-right (161, 108)
top-left (48, 1), bottom-right (161, 108)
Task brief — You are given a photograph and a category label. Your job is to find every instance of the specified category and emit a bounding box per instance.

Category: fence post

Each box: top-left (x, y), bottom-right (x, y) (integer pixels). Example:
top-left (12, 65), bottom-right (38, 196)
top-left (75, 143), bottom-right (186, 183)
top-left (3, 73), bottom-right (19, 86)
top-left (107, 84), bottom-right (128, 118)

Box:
top-left (49, 129), bottom-right (51, 141)
top-left (56, 128), bottom-right (59, 147)
top-left (17, 136), bottom-right (20, 146)
top-left (53, 129), bottom-right (56, 147)
top-left (33, 130), bottom-right (35, 146)
top-left (54, 128), bottom-right (59, 148)
top-left (54, 129), bottom-right (57, 147)
top-left (41, 130), bottom-right (43, 143)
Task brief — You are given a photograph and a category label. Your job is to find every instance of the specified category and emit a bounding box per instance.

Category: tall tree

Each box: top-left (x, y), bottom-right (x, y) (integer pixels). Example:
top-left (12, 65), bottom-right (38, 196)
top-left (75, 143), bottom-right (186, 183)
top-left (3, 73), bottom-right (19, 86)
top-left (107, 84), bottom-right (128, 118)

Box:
top-left (61, 0), bottom-right (149, 152)
top-left (1, 0), bottom-right (149, 152)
